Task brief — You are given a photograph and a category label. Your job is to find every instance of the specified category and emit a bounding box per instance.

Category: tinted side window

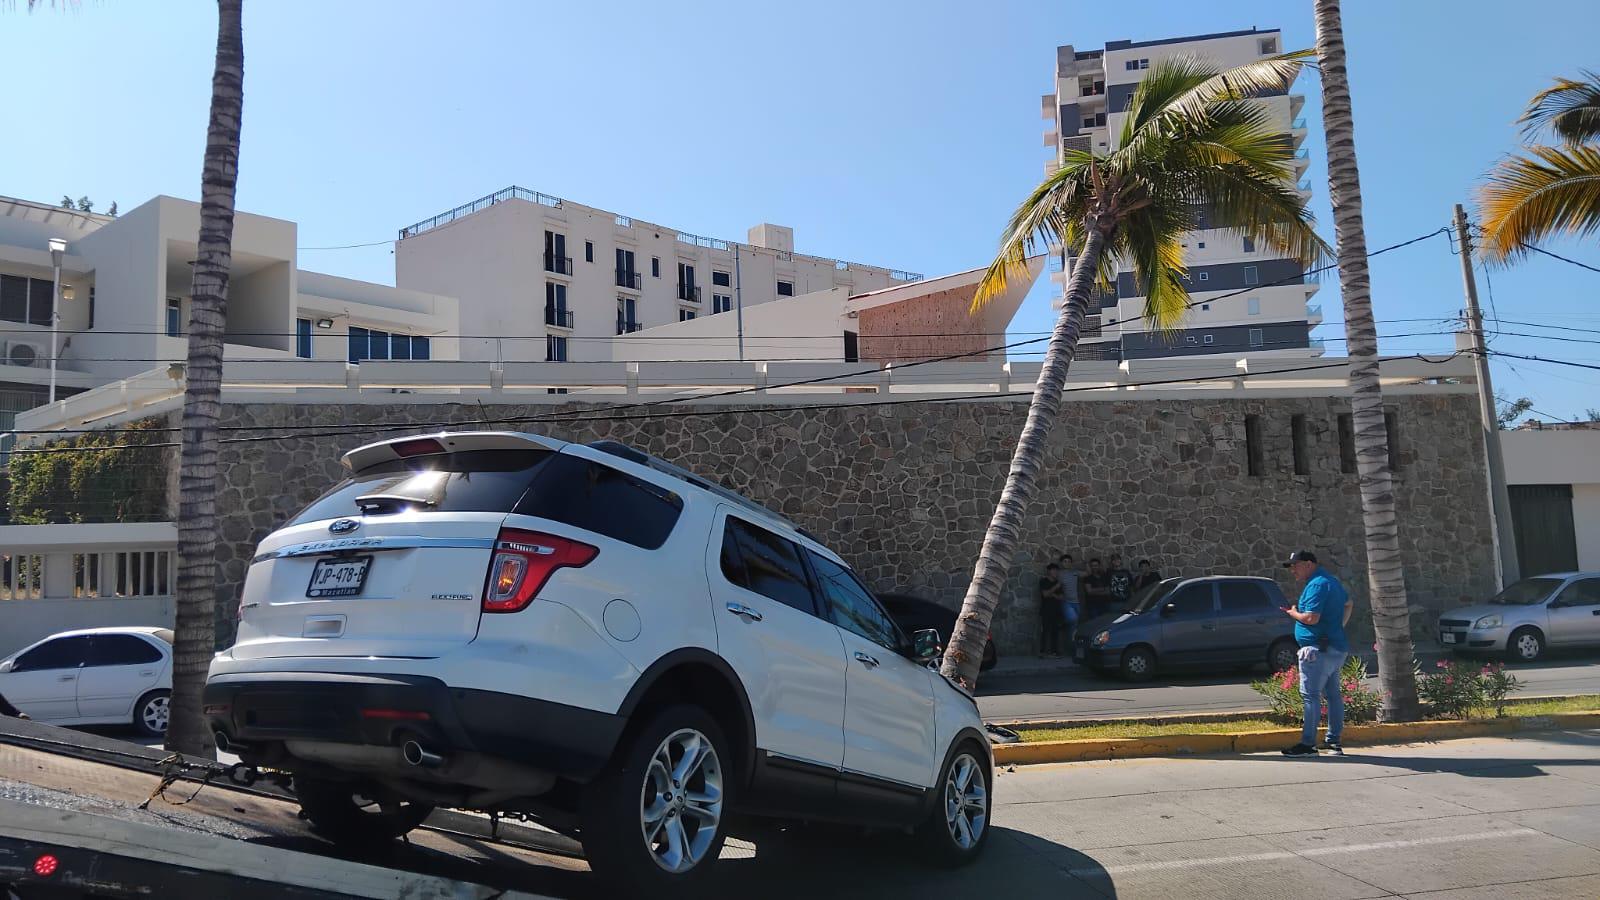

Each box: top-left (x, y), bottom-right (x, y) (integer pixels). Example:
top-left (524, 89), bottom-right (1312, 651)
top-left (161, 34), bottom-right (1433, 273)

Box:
top-left (517, 455), bottom-right (684, 550)
top-left (723, 518), bottom-right (816, 615)
top-left (1166, 584), bottom-right (1215, 618)
top-left (1557, 578), bottom-right (1600, 608)
top-left (14, 636), bottom-right (92, 672)
top-left (291, 449), bottom-right (555, 524)
top-left (810, 552), bottom-right (901, 650)
top-left (89, 635), bottom-right (163, 667)
top-left (1218, 581), bottom-right (1274, 613)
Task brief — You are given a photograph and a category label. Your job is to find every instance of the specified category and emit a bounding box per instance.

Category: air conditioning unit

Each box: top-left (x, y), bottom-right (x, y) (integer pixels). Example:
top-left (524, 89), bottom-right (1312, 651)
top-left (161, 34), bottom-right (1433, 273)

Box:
top-left (5, 341), bottom-right (44, 368)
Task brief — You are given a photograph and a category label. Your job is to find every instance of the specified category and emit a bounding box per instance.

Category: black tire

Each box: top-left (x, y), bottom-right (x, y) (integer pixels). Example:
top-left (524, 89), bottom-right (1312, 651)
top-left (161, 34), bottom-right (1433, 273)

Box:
top-left (132, 689), bottom-right (170, 738)
top-left (293, 776), bottom-right (434, 847)
top-left (1268, 639), bottom-right (1298, 674)
top-left (580, 704), bottom-right (731, 894)
top-left (980, 638), bottom-right (998, 672)
top-left (1506, 627), bottom-right (1545, 664)
top-left (916, 740), bottom-right (992, 867)
top-left (1120, 645), bottom-right (1157, 681)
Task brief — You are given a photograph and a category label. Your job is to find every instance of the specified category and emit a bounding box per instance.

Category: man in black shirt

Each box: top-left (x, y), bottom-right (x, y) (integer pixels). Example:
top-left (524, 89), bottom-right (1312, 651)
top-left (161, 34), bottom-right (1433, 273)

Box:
top-left (1037, 563), bottom-right (1065, 656)
top-left (1108, 554), bottom-right (1134, 609)
top-left (1082, 557), bottom-right (1111, 621)
top-left (1132, 558), bottom-right (1162, 593)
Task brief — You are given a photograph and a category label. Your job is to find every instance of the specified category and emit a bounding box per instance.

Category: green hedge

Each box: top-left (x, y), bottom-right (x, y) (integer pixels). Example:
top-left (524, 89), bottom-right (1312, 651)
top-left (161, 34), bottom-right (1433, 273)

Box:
top-left (8, 418), bottom-right (170, 524)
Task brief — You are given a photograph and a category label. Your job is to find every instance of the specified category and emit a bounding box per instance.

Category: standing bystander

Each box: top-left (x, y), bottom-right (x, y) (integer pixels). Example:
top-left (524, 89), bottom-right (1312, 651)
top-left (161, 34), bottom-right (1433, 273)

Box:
top-left (1057, 553), bottom-right (1082, 641)
top-left (1107, 554), bottom-right (1134, 609)
top-left (1280, 551), bottom-right (1354, 757)
top-left (1082, 558), bottom-right (1110, 621)
top-left (1132, 558), bottom-right (1162, 593)
top-left (1038, 563), bottom-right (1066, 657)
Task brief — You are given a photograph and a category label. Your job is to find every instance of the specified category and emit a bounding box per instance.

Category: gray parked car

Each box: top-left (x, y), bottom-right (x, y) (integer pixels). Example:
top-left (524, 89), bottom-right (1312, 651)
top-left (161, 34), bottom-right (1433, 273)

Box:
top-left (1073, 576), bottom-right (1298, 681)
top-left (1439, 572), bottom-right (1600, 663)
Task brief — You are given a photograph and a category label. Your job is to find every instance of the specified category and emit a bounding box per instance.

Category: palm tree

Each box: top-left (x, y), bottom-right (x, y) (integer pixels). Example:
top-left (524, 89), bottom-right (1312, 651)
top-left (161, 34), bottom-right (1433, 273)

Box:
top-left (939, 53), bottom-right (1327, 690)
top-left (1479, 70), bottom-right (1600, 262)
top-left (167, 0), bottom-right (245, 757)
top-left (1313, 0), bottom-right (1419, 721)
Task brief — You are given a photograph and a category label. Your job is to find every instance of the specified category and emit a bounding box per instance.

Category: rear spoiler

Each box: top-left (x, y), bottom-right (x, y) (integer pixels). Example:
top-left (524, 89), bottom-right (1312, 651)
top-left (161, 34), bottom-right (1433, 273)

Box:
top-left (341, 431), bottom-right (568, 473)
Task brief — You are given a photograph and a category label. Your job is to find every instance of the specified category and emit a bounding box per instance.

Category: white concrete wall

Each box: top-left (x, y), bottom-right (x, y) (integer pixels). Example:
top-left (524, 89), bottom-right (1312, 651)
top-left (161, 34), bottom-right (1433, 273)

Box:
top-left (395, 195), bottom-right (914, 365)
top-left (611, 287), bottom-right (849, 363)
top-left (1502, 429), bottom-right (1600, 571)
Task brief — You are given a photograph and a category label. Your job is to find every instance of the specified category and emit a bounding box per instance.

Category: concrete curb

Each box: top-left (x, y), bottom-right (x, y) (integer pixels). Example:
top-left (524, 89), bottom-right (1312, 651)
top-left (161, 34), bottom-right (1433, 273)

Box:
top-left (993, 710), bottom-right (1600, 766)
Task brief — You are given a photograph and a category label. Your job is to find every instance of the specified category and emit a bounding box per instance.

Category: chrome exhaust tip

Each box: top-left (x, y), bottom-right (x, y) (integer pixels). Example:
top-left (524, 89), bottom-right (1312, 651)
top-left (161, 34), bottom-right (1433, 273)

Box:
top-left (402, 740), bottom-right (445, 769)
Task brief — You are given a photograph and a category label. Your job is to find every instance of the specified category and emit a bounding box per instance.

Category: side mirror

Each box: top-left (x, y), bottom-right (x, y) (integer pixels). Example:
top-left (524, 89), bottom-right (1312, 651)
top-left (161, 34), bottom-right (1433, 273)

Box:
top-left (912, 628), bottom-right (942, 661)
top-left (0, 660), bottom-right (12, 674)
top-left (1160, 603), bottom-right (1177, 618)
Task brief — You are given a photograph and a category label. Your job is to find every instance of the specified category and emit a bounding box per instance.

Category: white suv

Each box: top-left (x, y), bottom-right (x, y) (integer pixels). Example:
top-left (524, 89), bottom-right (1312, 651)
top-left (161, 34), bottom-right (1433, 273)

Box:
top-left (205, 431), bottom-right (991, 889)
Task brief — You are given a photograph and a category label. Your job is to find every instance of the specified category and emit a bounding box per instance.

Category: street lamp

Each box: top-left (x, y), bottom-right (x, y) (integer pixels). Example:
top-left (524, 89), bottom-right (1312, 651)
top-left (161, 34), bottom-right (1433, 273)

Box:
top-left (47, 238), bottom-right (65, 404)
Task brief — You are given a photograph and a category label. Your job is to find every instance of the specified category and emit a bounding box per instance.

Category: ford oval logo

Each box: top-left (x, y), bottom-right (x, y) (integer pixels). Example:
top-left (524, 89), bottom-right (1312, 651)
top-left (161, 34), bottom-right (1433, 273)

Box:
top-left (328, 519), bottom-right (360, 535)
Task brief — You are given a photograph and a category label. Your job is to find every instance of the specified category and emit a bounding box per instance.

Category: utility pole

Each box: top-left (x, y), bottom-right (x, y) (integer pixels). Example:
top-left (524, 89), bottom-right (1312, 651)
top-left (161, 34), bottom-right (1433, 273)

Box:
top-left (1454, 203), bottom-right (1519, 587)
top-left (733, 243), bottom-right (745, 362)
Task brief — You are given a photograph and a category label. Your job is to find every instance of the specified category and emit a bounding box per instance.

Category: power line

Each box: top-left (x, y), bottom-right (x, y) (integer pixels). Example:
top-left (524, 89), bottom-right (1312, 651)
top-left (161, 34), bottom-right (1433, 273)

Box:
top-left (1485, 349), bottom-right (1600, 372)
top-left (1526, 244), bottom-right (1600, 275)
top-left (296, 239), bottom-right (393, 251)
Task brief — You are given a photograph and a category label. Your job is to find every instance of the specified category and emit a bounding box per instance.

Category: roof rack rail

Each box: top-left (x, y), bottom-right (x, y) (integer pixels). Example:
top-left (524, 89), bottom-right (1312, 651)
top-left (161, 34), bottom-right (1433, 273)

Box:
top-left (587, 440), bottom-right (803, 536)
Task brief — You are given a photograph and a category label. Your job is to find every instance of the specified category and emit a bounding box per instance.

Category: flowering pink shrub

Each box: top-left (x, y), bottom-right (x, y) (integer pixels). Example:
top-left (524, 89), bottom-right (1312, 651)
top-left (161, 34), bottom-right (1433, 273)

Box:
top-left (1250, 656), bottom-right (1381, 724)
top-left (1417, 659), bottom-right (1522, 719)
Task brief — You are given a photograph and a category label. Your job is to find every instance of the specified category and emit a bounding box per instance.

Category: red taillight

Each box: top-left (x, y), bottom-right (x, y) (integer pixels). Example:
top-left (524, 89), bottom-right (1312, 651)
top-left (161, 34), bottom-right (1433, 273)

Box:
top-left (482, 529), bottom-right (597, 613)
top-left (33, 853), bottom-right (59, 877)
top-left (360, 708), bottom-right (431, 721)
top-left (391, 437), bottom-right (446, 457)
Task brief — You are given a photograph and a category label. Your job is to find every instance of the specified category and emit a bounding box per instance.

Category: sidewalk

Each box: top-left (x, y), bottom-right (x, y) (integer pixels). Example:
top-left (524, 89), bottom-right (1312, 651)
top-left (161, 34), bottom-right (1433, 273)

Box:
top-left (983, 648), bottom-right (1451, 682)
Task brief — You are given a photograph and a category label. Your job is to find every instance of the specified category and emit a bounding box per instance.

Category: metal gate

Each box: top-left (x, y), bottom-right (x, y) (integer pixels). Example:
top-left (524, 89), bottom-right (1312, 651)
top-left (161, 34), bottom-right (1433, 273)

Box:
top-left (1509, 484), bottom-right (1579, 576)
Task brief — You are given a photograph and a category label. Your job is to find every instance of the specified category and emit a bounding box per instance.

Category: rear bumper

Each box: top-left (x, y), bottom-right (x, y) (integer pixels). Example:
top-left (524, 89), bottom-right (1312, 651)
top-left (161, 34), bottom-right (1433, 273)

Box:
top-left (203, 672), bottom-right (624, 783)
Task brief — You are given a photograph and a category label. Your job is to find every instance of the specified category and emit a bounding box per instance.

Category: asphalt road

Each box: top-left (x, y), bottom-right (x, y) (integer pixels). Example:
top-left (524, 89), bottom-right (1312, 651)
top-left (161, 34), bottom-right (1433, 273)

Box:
top-left (976, 653), bottom-right (1600, 724)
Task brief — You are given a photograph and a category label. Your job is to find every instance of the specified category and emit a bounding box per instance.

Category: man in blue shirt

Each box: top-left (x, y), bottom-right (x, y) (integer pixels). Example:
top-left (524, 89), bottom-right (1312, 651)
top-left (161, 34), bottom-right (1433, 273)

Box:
top-left (1280, 551), bottom-right (1353, 757)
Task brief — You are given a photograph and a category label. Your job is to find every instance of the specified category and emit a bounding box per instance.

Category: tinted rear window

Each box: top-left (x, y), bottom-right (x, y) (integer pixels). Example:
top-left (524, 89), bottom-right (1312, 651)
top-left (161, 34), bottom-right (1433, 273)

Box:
top-left (90, 634), bottom-right (163, 666)
top-left (290, 449), bottom-right (555, 525)
top-left (1219, 581), bottom-right (1275, 612)
top-left (515, 455), bottom-right (683, 550)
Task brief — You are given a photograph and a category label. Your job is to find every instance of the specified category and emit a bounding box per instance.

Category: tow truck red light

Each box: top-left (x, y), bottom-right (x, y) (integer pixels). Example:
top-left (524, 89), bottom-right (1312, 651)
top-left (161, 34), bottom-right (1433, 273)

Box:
top-left (360, 708), bottom-right (431, 721)
top-left (33, 853), bottom-right (59, 877)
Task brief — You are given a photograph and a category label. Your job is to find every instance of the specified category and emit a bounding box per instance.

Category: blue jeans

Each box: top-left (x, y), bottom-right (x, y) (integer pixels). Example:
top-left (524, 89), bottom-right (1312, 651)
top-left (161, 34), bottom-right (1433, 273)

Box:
top-left (1299, 648), bottom-right (1348, 746)
top-left (1061, 600), bottom-right (1080, 641)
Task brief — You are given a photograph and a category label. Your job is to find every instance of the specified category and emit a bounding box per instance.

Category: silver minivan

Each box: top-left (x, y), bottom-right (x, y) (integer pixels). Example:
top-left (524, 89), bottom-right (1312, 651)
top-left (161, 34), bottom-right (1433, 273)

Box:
top-left (1438, 572), bottom-right (1600, 662)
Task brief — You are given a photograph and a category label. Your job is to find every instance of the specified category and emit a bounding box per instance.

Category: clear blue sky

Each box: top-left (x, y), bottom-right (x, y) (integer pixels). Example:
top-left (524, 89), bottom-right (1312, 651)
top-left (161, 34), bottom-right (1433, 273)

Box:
top-left (6, 0), bottom-right (1599, 420)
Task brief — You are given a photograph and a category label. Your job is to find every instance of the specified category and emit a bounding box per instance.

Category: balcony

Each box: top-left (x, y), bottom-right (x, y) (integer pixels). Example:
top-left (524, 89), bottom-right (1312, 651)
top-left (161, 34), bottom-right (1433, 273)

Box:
top-left (615, 269), bottom-right (642, 291)
top-left (1292, 117), bottom-right (1307, 131)
top-left (544, 254), bottom-right (573, 276)
top-left (1309, 337), bottom-right (1327, 355)
top-left (1307, 303), bottom-right (1323, 323)
top-left (616, 320), bottom-right (642, 335)
top-left (545, 307), bottom-right (574, 329)
top-left (678, 283), bottom-right (701, 303)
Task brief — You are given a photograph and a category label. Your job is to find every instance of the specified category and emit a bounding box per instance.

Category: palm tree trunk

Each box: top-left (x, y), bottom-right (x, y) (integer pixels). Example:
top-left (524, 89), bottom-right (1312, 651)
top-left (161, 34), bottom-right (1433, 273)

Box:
top-left (1314, 0), bottom-right (1420, 721)
top-left (941, 229), bottom-right (1107, 690)
top-left (167, 0), bottom-right (244, 757)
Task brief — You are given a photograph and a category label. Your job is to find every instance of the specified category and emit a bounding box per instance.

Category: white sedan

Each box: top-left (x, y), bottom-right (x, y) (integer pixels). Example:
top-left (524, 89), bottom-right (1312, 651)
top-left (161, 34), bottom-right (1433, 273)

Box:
top-left (0, 627), bottom-right (173, 736)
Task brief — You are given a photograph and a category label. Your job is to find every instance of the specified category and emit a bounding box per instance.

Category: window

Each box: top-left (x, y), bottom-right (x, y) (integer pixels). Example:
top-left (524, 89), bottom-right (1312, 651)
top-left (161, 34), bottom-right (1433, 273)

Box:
top-left (515, 455), bottom-right (684, 549)
top-left (1247, 297), bottom-right (1261, 316)
top-left (412, 336), bottom-right (430, 360)
top-left (721, 517), bottom-right (817, 615)
top-left (1198, 272), bottom-right (1208, 282)
top-left (844, 331), bottom-right (859, 363)
top-left (348, 326), bottom-right (368, 363)
top-left (1200, 303), bottom-right (1211, 311)
top-left (1259, 37), bottom-right (1278, 55)
top-left (1203, 334), bottom-right (1215, 345)
top-left (88, 634), bottom-right (163, 667)
top-left (615, 248), bottom-right (637, 288)
top-left (679, 309), bottom-right (695, 322)
top-left (545, 335), bottom-right (568, 362)
top-left (651, 256), bottom-right (660, 278)
top-left (1125, 60), bottom-right (1138, 71)
top-left (811, 551), bottom-right (901, 650)
top-left (1337, 413), bottom-right (1357, 474)
top-left (1185, 335), bottom-right (1198, 345)
top-left (88, 285), bottom-right (95, 330)
top-left (585, 240), bottom-right (594, 263)
top-left (1384, 409), bottom-right (1402, 471)
top-left (1218, 581), bottom-right (1273, 613)
top-left (1197, 241), bottom-right (1205, 249)
top-left (712, 294), bottom-right (733, 314)
top-left (546, 282), bottom-right (569, 327)
top-left (776, 280), bottom-right (794, 297)
top-left (290, 449), bottom-right (557, 524)
top-left (1079, 76), bottom-right (1095, 94)
top-left (165, 297), bottom-right (182, 337)
top-left (543, 230), bottom-right (569, 274)
top-left (295, 317), bottom-right (312, 359)
top-left (1249, 328), bottom-right (1264, 348)
top-left (1555, 578), bottom-right (1600, 608)
top-left (1245, 414), bottom-right (1264, 477)
top-left (1165, 584), bottom-right (1213, 618)
top-left (1243, 236), bottom-right (1256, 253)
top-left (1243, 265), bottom-right (1260, 286)
top-left (713, 271), bottom-right (731, 287)
top-left (1083, 117), bottom-right (1096, 129)
top-left (1140, 58), bottom-right (1149, 69)
top-left (14, 636), bottom-right (92, 672)
top-left (368, 328), bottom-right (391, 361)
top-left (616, 296), bottom-right (637, 334)
top-left (1291, 414), bottom-right (1310, 475)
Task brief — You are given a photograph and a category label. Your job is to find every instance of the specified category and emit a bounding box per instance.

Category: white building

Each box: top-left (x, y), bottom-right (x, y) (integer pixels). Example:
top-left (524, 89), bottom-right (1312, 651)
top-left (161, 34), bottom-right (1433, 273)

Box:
top-left (393, 186), bottom-right (923, 366)
top-left (1502, 429), bottom-right (1600, 574)
top-left (1040, 27), bottom-right (1322, 360)
top-left (0, 194), bottom-right (459, 436)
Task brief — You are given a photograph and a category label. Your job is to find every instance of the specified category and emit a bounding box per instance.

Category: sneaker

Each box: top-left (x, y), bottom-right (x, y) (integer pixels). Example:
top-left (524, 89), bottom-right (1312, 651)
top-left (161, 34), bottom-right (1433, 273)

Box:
top-left (1318, 740), bottom-right (1345, 756)
top-left (1281, 743), bottom-right (1320, 757)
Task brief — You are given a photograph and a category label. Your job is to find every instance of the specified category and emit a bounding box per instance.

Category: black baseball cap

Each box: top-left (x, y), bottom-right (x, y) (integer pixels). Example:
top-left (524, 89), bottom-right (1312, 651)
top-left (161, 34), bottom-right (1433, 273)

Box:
top-left (1283, 550), bottom-right (1318, 567)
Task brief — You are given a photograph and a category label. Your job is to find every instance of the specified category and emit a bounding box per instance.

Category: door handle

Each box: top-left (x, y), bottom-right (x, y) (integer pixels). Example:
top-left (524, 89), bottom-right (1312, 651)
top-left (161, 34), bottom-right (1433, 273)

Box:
top-left (1253, 618), bottom-right (1268, 624)
top-left (1201, 623), bottom-right (1216, 630)
top-left (58, 675), bottom-right (76, 682)
top-left (853, 651), bottom-right (880, 668)
top-left (139, 671), bottom-right (155, 677)
top-left (725, 601), bottom-right (763, 622)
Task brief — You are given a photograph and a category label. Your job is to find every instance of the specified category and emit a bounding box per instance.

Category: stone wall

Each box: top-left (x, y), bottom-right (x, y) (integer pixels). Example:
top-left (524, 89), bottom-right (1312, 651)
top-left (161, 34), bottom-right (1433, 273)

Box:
top-left (208, 394), bottom-right (1496, 654)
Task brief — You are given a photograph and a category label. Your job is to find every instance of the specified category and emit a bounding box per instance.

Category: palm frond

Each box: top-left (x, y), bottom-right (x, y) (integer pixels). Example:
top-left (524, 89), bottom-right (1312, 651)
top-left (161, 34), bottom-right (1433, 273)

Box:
top-left (1119, 210), bottom-right (1193, 333)
top-left (1520, 70), bottom-right (1600, 145)
top-left (1152, 50), bottom-right (1312, 129)
top-left (1478, 143), bottom-right (1600, 262)
top-left (973, 153), bottom-right (1093, 311)
top-left (1192, 163), bottom-right (1327, 265)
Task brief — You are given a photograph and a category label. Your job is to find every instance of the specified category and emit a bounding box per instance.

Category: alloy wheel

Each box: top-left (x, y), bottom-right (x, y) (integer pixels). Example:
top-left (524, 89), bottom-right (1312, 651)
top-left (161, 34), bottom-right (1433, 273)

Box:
top-left (638, 728), bottom-right (723, 874)
top-left (142, 695), bottom-right (169, 734)
top-left (943, 753), bottom-right (988, 850)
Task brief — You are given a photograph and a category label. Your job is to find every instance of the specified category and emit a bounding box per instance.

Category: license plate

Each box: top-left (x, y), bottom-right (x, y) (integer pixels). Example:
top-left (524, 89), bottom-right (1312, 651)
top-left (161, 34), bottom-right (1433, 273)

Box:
top-left (307, 556), bottom-right (373, 598)
top-left (1442, 632), bottom-right (1458, 644)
